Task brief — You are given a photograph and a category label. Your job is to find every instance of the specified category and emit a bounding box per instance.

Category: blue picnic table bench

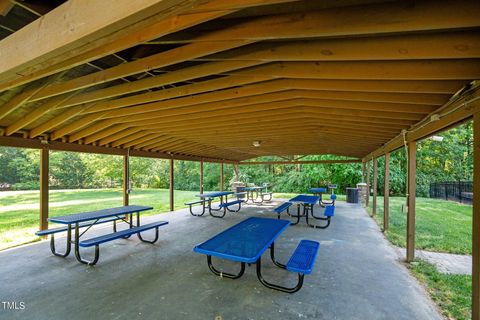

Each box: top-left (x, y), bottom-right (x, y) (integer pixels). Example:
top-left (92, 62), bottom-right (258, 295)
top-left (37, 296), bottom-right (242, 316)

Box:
top-left (185, 191), bottom-right (244, 218)
top-left (274, 195), bottom-right (335, 229)
top-left (310, 187), bottom-right (337, 206)
top-left (193, 217), bottom-right (320, 293)
top-left (36, 205), bottom-right (168, 265)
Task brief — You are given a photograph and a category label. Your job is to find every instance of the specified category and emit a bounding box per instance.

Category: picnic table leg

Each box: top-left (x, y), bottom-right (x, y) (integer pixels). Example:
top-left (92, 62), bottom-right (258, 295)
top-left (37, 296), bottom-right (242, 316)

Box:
top-left (226, 201), bottom-right (242, 213)
top-left (285, 205), bottom-right (301, 225)
top-left (49, 225), bottom-right (72, 257)
top-left (256, 256), bottom-right (304, 293)
top-left (306, 204), bottom-right (331, 229)
top-left (206, 255), bottom-right (245, 279)
top-left (138, 226), bottom-right (160, 244)
top-left (269, 242), bottom-right (286, 269)
top-left (208, 197), bottom-right (227, 218)
top-left (113, 215), bottom-right (133, 238)
top-left (73, 222), bottom-right (100, 266)
top-left (253, 189), bottom-right (264, 204)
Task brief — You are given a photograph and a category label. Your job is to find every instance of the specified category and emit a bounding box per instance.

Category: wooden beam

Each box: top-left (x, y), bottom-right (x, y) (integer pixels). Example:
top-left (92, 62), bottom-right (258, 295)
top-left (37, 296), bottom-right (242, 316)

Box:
top-left (366, 160), bottom-right (370, 207)
top-left (170, 158), bottom-right (174, 211)
top-left (406, 141), bottom-right (417, 262)
top-left (473, 111), bottom-right (480, 319)
top-left (0, 1), bottom-right (14, 16)
top-left (0, 0), bottom-right (203, 84)
top-left (372, 157), bottom-right (378, 216)
top-left (200, 159), bottom-right (204, 193)
top-left (123, 154), bottom-right (129, 206)
top-left (22, 0), bottom-right (480, 102)
top-left (40, 147), bottom-right (49, 232)
top-left (0, 135), bottom-right (234, 162)
top-left (364, 84), bottom-right (480, 160)
top-left (384, 152), bottom-right (390, 232)
top-left (220, 162), bottom-right (224, 191)
top-left (167, 0), bottom-right (480, 42)
top-left (0, 0), bottom-right (295, 92)
top-left (285, 79), bottom-right (467, 94)
top-left (230, 60), bottom-right (480, 80)
top-left (239, 159), bottom-right (361, 165)
top-left (32, 40), bottom-right (254, 101)
top-left (197, 31), bottom-right (480, 62)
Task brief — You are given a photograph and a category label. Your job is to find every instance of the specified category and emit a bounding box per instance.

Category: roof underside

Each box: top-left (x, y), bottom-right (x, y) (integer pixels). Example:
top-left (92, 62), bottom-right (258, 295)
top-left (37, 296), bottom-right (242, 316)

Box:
top-left (0, 0), bottom-right (479, 161)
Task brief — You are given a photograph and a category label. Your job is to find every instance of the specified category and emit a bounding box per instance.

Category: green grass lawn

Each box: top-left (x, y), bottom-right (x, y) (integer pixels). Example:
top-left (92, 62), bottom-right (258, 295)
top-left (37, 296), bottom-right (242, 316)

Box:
top-left (410, 259), bottom-right (471, 320)
top-left (368, 196), bottom-right (472, 254)
top-left (0, 188), bottom-right (199, 250)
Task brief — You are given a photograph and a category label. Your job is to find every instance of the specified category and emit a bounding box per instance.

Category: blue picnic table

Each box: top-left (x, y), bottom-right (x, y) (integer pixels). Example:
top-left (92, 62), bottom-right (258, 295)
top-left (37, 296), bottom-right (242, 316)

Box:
top-left (193, 217), bottom-right (320, 293)
top-left (37, 205), bottom-right (168, 265)
top-left (189, 191), bottom-right (243, 218)
top-left (309, 187), bottom-right (336, 206)
top-left (243, 186), bottom-right (265, 203)
top-left (285, 195), bottom-right (335, 229)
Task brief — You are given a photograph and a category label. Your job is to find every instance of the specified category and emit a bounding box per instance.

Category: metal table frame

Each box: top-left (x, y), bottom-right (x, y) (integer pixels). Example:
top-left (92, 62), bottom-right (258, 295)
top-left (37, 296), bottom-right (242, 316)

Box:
top-left (194, 217), bottom-right (304, 293)
top-left (48, 205), bottom-right (153, 264)
top-left (288, 195), bottom-right (332, 229)
top-left (195, 191), bottom-right (234, 217)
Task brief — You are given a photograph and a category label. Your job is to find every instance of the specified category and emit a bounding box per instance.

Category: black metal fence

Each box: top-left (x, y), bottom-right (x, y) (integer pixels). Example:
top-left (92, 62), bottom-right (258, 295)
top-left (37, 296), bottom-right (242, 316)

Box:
top-left (429, 181), bottom-right (473, 204)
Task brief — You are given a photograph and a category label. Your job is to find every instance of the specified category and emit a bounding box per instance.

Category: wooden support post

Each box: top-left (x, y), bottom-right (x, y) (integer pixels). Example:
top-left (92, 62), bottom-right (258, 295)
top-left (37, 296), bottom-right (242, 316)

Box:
top-left (40, 147), bottom-right (49, 232)
top-left (220, 162), bottom-right (224, 191)
top-left (362, 161), bottom-right (366, 182)
top-left (234, 162), bottom-right (239, 181)
top-left (366, 161), bottom-right (371, 207)
top-left (169, 158), bottom-right (174, 212)
top-left (406, 141), bottom-right (417, 262)
top-left (123, 154), bottom-right (129, 206)
top-left (473, 112), bottom-right (480, 320)
top-left (372, 157), bottom-right (378, 217)
top-left (384, 152), bottom-right (390, 232)
top-left (200, 159), bottom-right (204, 194)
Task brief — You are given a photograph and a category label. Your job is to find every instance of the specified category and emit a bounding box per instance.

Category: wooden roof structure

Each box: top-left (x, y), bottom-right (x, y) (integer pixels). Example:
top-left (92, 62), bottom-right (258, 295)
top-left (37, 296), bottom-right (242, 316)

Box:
top-left (0, 0), bottom-right (479, 163)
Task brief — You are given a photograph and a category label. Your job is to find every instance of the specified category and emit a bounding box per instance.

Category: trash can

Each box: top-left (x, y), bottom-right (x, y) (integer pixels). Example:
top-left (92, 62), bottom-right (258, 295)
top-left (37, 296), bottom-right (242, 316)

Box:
top-left (346, 187), bottom-right (359, 203)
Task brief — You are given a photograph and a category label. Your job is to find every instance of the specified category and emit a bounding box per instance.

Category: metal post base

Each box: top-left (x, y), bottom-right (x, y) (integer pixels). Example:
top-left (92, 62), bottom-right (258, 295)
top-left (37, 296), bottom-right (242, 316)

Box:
top-left (50, 229), bottom-right (72, 257)
top-left (256, 256), bottom-right (304, 293)
top-left (188, 201), bottom-right (207, 216)
top-left (74, 243), bottom-right (100, 266)
top-left (74, 223), bottom-right (100, 266)
top-left (207, 255), bottom-right (245, 279)
top-left (306, 205), bottom-right (332, 229)
top-left (226, 202), bottom-right (242, 213)
top-left (137, 227), bottom-right (160, 244)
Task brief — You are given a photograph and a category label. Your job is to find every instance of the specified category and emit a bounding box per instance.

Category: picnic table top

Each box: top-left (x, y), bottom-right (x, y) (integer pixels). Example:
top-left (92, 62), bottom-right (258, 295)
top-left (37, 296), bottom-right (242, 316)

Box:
top-left (193, 217), bottom-right (290, 263)
top-left (290, 195), bottom-right (320, 205)
top-left (243, 186), bottom-right (265, 191)
top-left (195, 191), bottom-right (233, 198)
top-left (48, 205), bottom-right (153, 225)
top-left (309, 188), bottom-right (327, 193)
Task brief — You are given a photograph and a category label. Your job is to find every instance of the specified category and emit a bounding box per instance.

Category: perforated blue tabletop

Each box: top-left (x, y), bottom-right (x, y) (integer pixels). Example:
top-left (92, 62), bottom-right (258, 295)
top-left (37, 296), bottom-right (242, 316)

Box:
top-left (243, 186), bottom-right (264, 191)
top-left (309, 188), bottom-right (327, 193)
top-left (289, 195), bottom-right (320, 205)
top-left (193, 217), bottom-right (290, 263)
top-left (48, 205), bottom-right (153, 224)
top-left (195, 191), bottom-right (233, 198)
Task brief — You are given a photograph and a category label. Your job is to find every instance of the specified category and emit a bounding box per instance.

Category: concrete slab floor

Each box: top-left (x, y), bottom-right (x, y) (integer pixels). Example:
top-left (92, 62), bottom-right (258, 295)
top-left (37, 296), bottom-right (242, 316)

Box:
top-left (0, 200), bottom-right (442, 320)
